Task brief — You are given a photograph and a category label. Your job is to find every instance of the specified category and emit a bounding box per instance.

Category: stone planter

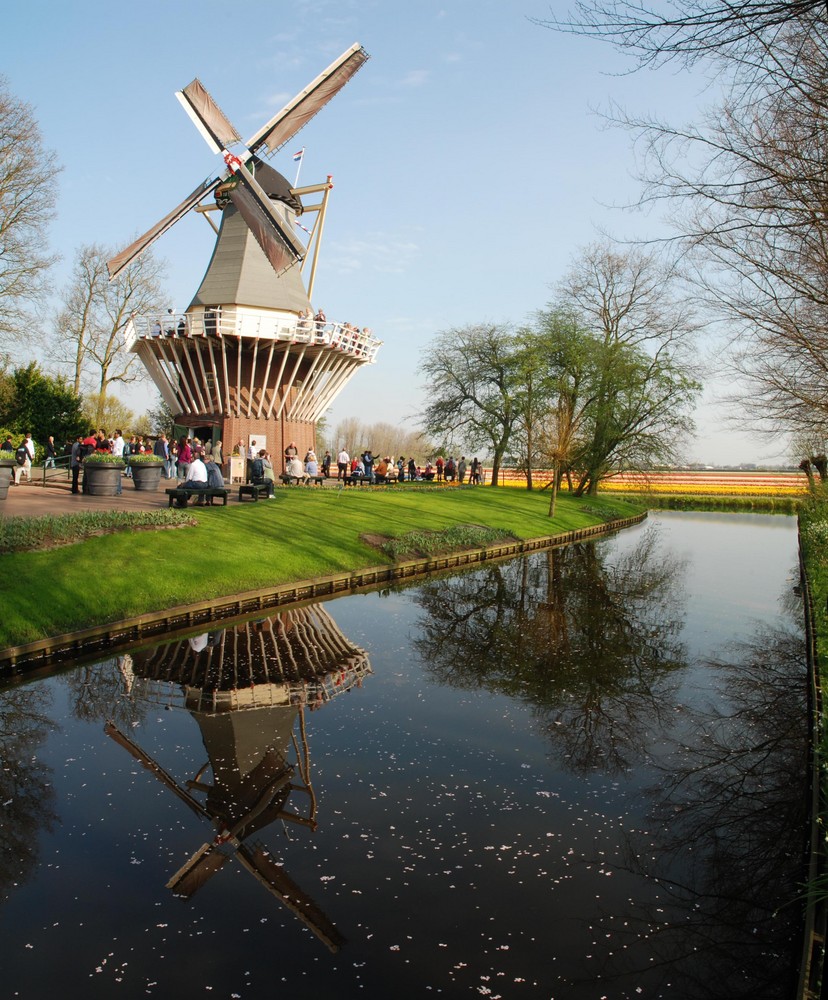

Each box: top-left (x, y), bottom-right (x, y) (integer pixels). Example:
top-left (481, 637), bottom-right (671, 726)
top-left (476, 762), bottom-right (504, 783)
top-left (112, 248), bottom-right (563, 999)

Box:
top-left (0, 458), bottom-right (15, 501)
top-left (130, 463), bottom-right (164, 491)
top-left (83, 462), bottom-right (126, 496)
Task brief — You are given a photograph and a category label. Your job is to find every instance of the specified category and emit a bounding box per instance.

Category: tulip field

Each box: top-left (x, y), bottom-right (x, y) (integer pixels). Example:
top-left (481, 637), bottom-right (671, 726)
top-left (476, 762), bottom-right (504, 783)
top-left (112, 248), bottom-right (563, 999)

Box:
top-left (497, 468), bottom-right (809, 497)
top-left (599, 470), bottom-right (809, 496)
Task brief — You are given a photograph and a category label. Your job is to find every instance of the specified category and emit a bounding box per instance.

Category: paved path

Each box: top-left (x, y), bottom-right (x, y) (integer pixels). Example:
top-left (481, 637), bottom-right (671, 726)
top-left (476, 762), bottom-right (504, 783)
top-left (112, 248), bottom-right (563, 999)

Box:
top-left (4, 474), bottom-right (184, 517)
top-left (2, 471), bottom-right (341, 517)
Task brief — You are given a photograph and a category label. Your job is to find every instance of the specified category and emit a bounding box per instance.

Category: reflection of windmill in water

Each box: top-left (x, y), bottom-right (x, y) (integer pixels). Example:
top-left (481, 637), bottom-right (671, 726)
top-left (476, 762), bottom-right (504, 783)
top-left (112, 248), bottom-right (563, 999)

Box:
top-left (107, 604), bottom-right (371, 952)
top-left (108, 45), bottom-right (379, 457)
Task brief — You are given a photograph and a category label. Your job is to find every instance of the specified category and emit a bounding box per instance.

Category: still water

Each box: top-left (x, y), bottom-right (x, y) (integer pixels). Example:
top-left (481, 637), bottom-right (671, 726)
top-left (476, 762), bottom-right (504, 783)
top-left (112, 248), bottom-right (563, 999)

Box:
top-left (0, 512), bottom-right (808, 999)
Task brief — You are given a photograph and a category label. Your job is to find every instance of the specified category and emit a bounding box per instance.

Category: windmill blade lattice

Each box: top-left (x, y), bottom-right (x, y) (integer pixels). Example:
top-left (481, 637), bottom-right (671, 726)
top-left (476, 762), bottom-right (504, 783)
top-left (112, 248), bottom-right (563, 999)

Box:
top-left (106, 176), bottom-right (221, 281)
top-left (177, 78), bottom-right (242, 154)
top-left (246, 43), bottom-right (370, 156)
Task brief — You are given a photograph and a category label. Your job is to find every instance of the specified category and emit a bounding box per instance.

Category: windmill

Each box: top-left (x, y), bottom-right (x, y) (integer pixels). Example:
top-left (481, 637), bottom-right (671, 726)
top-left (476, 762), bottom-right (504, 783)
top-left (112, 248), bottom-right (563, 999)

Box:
top-left (108, 45), bottom-right (380, 463)
top-left (106, 605), bottom-right (373, 952)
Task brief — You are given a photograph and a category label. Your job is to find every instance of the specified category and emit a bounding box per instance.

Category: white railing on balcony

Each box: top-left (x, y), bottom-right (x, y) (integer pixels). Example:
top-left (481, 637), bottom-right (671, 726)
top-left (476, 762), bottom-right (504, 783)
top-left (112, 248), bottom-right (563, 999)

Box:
top-left (129, 309), bottom-right (382, 363)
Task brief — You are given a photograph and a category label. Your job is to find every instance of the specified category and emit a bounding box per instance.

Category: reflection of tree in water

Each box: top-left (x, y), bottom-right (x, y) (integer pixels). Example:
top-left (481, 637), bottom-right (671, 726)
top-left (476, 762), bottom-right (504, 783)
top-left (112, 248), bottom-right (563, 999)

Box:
top-left (61, 655), bottom-right (151, 729)
top-left (0, 684), bottom-right (58, 901)
top-left (603, 617), bottom-right (808, 999)
top-left (414, 528), bottom-right (687, 773)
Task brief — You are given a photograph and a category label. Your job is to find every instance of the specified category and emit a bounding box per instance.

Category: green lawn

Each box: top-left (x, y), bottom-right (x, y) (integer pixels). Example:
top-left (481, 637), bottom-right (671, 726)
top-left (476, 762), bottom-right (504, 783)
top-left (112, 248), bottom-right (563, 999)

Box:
top-left (0, 486), bottom-right (642, 648)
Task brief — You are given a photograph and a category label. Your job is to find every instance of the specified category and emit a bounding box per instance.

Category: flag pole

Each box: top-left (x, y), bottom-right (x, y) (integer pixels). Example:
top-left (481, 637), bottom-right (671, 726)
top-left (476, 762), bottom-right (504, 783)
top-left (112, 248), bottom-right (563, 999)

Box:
top-left (293, 148), bottom-right (305, 187)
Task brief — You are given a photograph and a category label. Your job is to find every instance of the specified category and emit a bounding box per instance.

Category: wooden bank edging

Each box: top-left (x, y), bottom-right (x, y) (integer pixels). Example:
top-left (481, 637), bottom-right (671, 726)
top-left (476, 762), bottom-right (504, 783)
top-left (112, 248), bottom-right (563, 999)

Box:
top-left (0, 512), bottom-right (647, 677)
top-left (797, 538), bottom-right (827, 1000)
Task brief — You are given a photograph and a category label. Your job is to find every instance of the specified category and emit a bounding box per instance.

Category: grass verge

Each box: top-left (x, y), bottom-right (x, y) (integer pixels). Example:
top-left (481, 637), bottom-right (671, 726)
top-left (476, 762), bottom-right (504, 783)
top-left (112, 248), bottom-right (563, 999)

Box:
top-left (605, 492), bottom-right (801, 514)
top-left (796, 496), bottom-right (828, 930)
top-left (0, 509), bottom-right (194, 552)
top-left (0, 486), bottom-right (642, 648)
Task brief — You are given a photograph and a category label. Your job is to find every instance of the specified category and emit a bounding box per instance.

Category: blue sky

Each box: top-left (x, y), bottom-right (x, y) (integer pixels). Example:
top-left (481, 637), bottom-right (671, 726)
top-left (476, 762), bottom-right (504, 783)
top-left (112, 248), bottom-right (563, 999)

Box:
top-left (5, 0), bottom-right (782, 464)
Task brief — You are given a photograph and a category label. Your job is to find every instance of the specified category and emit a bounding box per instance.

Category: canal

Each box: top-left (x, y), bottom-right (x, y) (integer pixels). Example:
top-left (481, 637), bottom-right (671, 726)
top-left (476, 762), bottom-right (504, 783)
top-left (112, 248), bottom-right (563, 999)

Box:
top-left (0, 512), bottom-right (809, 999)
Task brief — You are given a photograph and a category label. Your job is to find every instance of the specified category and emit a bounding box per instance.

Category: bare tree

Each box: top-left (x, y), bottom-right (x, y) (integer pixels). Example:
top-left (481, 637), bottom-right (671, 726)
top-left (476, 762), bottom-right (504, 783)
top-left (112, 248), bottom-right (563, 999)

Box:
top-left (330, 418), bottom-right (433, 463)
top-left (537, 0), bottom-right (827, 68)
top-left (0, 77), bottom-right (61, 348)
top-left (52, 244), bottom-right (166, 426)
top-left (612, 23), bottom-right (828, 437)
top-left (540, 7), bottom-right (828, 442)
top-left (330, 415), bottom-right (367, 458)
top-left (50, 246), bottom-right (107, 393)
top-left (420, 324), bottom-right (522, 486)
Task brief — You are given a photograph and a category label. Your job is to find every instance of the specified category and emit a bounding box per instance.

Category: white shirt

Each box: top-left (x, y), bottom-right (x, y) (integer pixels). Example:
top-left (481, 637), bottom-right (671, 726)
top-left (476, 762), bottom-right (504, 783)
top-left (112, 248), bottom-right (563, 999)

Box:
top-left (338, 450), bottom-right (349, 464)
top-left (111, 435), bottom-right (125, 457)
top-left (24, 438), bottom-right (35, 460)
top-left (187, 458), bottom-right (208, 483)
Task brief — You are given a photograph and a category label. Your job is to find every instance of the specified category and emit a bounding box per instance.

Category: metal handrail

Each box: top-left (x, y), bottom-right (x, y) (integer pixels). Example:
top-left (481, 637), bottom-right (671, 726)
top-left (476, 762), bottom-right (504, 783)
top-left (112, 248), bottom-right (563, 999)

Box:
top-left (132, 311), bottom-right (382, 363)
top-left (40, 454), bottom-right (72, 486)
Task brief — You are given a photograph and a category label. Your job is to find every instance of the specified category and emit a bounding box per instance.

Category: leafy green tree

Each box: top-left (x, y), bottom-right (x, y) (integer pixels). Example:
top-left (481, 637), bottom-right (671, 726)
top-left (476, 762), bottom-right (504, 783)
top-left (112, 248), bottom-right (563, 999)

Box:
top-left (2, 362), bottom-right (85, 447)
top-left (555, 244), bottom-right (701, 494)
top-left (511, 310), bottom-right (596, 498)
top-left (420, 324), bottom-right (522, 486)
top-left (144, 393), bottom-right (175, 438)
top-left (572, 337), bottom-right (700, 494)
top-left (81, 391), bottom-right (133, 435)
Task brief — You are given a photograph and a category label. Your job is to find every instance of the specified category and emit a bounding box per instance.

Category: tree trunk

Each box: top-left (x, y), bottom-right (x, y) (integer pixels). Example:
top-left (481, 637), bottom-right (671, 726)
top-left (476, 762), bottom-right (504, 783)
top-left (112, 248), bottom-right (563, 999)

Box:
top-left (548, 460), bottom-right (559, 517)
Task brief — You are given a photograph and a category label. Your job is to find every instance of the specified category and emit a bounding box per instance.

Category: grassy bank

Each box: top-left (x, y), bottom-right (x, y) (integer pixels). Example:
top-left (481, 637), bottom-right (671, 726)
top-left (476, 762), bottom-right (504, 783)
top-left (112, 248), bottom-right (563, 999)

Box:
top-left (604, 491), bottom-right (801, 514)
top-left (799, 496), bottom-right (828, 706)
top-left (0, 486), bottom-right (642, 649)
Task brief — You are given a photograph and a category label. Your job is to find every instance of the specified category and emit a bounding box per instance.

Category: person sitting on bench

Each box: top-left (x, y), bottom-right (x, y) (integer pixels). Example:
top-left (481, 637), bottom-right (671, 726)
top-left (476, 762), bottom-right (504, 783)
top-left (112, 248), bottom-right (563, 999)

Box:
top-left (251, 450), bottom-right (275, 497)
top-left (286, 454), bottom-right (308, 484)
top-left (182, 453), bottom-right (210, 504)
top-left (374, 456), bottom-right (389, 483)
top-left (204, 456), bottom-right (225, 490)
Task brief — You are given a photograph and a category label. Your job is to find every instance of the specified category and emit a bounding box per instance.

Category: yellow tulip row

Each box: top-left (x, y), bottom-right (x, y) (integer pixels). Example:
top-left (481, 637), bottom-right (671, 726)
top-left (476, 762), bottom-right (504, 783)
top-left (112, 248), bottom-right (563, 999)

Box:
top-left (598, 481), bottom-right (807, 496)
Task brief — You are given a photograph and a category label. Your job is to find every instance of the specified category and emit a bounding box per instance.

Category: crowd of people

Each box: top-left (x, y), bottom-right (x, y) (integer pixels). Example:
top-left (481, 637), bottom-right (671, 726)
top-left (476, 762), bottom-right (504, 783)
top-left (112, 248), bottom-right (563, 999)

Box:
top-left (295, 308), bottom-right (374, 351)
top-left (332, 449), bottom-right (484, 485)
top-left (146, 308), bottom-right (376, 358)
top-left (2, 427), bottom-right (486, 497)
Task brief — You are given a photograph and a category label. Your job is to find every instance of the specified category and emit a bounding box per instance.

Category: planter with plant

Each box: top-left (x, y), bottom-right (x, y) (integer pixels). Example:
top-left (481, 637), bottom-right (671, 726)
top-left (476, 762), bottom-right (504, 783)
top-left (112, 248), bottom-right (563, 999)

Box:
top-left (0, 457), bottom-right (15, 501)
top-left (82, 452), bottom-right (126, 496)
top-left (127, 453), bottom-right (165, 491)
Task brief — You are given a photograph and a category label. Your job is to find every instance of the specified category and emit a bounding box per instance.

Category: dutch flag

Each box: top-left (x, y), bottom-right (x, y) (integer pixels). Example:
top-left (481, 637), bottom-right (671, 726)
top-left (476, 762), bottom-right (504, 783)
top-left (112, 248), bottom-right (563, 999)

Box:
top-left (293, 148), bottom-right (305, 162)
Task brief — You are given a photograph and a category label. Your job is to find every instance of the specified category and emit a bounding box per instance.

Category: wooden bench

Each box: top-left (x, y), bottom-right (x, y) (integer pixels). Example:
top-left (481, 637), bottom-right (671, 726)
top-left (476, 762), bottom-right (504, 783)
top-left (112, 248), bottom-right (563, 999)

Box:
top-left (279, 473), bottom-right (325, 487)
top-left (166, 487), bottom-right (229, 508)
top-left (238, 482), bottom-right (272, 501)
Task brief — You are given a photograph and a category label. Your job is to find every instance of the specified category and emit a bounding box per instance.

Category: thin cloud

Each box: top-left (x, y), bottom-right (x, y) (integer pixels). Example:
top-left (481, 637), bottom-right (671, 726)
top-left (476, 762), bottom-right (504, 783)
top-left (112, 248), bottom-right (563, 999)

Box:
top-left (328, 234), bottom-right (420, 275)
top-left (399, 69), bottom-right (429, 88)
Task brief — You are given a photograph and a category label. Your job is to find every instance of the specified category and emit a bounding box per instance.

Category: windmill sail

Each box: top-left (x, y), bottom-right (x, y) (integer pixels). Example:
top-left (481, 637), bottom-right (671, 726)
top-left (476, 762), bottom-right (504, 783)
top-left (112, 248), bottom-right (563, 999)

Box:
top-left (107, 176), bottom-right (221, 280)
top-left (167, 842), bottom-right (232, 897)
top-left (236, 843), bottom-right (346, 953)
top-left (228, 168), bottom-right (306, 275)
top-left (246, 43), bottom-right (370, 155)
top-left (108, 44), bottom-right (367, 283)
top-left (177, 79), bottom-right (242, 154)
